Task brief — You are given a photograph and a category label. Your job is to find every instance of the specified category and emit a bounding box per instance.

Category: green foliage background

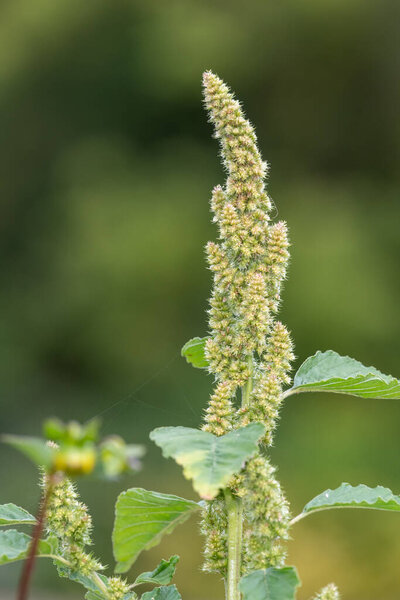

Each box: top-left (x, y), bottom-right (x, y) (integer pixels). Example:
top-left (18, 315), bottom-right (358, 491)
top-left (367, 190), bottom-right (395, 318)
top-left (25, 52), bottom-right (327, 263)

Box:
top-left (1, 1), bottom-right (400, 598)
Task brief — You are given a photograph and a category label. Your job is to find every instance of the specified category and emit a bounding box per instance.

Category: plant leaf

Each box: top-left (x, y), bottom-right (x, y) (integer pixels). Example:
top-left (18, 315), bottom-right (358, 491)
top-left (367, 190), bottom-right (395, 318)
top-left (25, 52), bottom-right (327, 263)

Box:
top-left (292, 483), bottom-right (400, 524)
top-left (181, 337), bottom-right (208, 368)
top-left (0, 504), bottom-right (36, 526)
top-left (240, 566), bottom-right (300, 600)
top-left (286, 350), bottom-right (400, 399)
top-left (141, 585), bottom-right (182, 600)
top-left (134, 555), bottom-right (179, 586)
top-left (0, 530), bottom-right (55, 565)
top-left (150, 423), bottom-right (264, 500)
top-left (60, 570), bottom-right (117, 600)
top-left (2, 435), bottom-right (54, 468)
top-left (113, 489), bottom-right (199, 573)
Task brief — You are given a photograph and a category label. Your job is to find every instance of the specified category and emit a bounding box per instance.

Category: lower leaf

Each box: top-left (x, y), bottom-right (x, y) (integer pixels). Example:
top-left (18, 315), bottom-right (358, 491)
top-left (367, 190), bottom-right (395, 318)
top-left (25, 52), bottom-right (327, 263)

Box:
top-left (291, 482), bottom-right (400, 524)
top-left (239, 566), bottom-right (300, 600)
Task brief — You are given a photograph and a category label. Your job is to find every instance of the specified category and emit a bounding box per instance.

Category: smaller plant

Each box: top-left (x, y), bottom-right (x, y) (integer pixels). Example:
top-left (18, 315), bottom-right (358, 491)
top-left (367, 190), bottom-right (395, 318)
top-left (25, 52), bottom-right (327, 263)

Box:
top-left (0, 419), bottom-right (180, 600)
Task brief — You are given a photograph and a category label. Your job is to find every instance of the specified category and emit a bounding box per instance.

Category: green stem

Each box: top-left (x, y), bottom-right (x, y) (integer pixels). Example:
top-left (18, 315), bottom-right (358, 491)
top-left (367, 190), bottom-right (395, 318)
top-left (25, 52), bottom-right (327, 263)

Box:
top-left (91, 572), bottom-right (110, 598)
top-left (224, 489), bottom-right (242, 600)
top-left (224, 355), bottom-right (253, 600)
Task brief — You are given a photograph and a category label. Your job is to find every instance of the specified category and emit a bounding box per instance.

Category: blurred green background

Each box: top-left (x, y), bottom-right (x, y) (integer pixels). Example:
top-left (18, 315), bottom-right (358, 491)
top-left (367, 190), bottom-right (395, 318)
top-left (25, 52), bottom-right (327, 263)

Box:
top-left (1, 0), bottom-right (400, 598)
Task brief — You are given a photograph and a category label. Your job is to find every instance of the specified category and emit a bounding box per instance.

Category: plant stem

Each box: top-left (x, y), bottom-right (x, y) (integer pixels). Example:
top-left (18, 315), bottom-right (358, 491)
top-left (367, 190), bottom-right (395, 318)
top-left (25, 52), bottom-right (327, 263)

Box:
top-left (17, 473), bottom-right (56, 600)
top-left (224, 355), bottom-right (254, 600)
top-left (224, 489), bottom-right (242, 600)
top-left (91, 572), bottom-right (110, 598)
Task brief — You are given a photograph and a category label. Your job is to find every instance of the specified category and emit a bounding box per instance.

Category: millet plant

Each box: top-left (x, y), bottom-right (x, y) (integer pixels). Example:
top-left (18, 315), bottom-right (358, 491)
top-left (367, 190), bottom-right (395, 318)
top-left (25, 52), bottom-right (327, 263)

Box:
top-left (2, 72), bottom-right (400, 600)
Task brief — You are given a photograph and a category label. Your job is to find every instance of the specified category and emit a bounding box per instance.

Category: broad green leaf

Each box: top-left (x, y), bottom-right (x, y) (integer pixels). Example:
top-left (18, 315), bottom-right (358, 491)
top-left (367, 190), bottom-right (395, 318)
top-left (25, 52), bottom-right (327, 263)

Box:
top-left (286, 350), bottom-right (400, 399)
top-left (181, 337), bottom-right (208, 368)
top-left (2, 435), bottom-right (54, 468)
top-left (141, 585), bottom-right (182, 600)
top-left (150, 423), bottom-right (265, 500)
top-left (0, 530), bottom-right (55, 565)
top-left (240, 566), bottom-right (300, 600)
top-left (113, 488), bottom-right (198, 573)
top-left (292, 483), bottom-right (400, 524)
top-left (134, 555), bottom-right (179, 586)
top-left (0, 504), bottom-right (35, 526)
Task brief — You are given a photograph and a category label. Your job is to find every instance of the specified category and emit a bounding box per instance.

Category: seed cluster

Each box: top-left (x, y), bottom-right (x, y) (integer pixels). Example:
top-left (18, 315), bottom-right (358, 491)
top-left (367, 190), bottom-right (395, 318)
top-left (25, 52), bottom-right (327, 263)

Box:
top-left (201, 71), bottom-right (294, 575)
top-left (43, 474), bottom-right (132, 599)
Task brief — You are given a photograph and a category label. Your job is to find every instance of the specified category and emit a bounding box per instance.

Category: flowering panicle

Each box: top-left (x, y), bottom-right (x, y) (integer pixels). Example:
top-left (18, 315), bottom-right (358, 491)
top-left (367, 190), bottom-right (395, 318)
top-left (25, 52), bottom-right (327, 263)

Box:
top-left (43, 474), bottom-right (131, 599)
top-left (266, 222), bottom-right (290, 313)
top-left (201, 71), bottom-right (294, 574)
top-left (43, 474), bottom-right (103, 575)
top-left (203, 380), bottom-right (236, 436)
top-left (202, 70), bottom-right (293, 437)
top-left (108, 577), bottom-right (133, 600)
top-left (314, 583), bottom-right (340, 600)
top-left (200, 498), bottom-right (228, 574)
top-left (237, 454), bottom-right (290, 573)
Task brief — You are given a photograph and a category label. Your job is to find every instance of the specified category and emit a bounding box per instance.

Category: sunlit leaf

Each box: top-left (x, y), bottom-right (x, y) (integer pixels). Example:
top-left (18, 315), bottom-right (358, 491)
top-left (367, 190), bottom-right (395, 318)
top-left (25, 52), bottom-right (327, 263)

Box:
top-left (0, 504), bottom-right (36, 526)
top-left (150, 423), bottom-right (265, 500)
top-left (240, 566), bottom-right (300, 600)
top-left (292, 483), bottom-right (400, 524)
top-left (181, 337), bottom-right (208, 369)
top-left (113, 488), bottom-right (198, 573)
top-left (134, 555), bottom-right (179, 586)
top-left (286, 350), bottom-right (400, 399)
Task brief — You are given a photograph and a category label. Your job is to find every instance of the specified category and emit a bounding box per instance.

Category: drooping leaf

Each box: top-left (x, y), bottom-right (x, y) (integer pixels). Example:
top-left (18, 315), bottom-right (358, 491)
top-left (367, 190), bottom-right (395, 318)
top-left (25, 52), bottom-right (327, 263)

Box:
top-left (113, 488), bottom-right (199, 573)
top-left (141, 585), bottom-right (182, 600)
top-left (150, 423), bottom-right (264, 500)
top-left (285, 350), bottom-right (400, 399)
top-left (0, 504), bottom-right (36, 526)
top-left (292, 483), bottom-right (400, 524)
top-left (134, 555), bottom-right (179, 586)
top-left (240, 566), bottom-right (300, 600)
top-left (0, 530), bottom-right (55, 565)
top-left (181, 337), bottom-right (208, 369)
top-left (2, 435), bottom-right (54, 468)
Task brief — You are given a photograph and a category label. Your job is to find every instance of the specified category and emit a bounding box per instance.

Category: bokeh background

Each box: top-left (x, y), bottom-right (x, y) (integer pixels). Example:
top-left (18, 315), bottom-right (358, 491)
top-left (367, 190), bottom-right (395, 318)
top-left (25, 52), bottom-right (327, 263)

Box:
top-left (1, 1), bottom-right (400, 598)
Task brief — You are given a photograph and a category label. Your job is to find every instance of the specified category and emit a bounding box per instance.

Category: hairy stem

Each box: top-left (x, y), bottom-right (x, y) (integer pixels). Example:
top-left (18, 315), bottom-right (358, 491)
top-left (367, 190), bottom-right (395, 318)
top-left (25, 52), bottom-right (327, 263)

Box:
top-left (17, 473), bottom-right (56, 600)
